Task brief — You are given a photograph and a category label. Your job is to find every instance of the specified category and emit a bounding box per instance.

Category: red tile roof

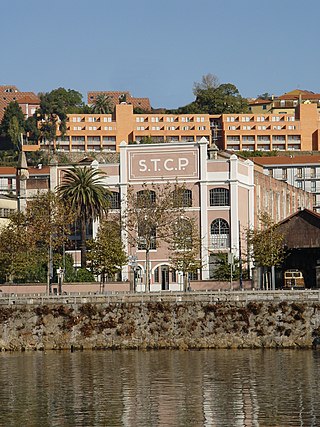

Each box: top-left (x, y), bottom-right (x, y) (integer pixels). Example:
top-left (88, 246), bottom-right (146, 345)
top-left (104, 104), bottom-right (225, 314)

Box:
top-left (0, 86), bottom-right (40, 120)
top-left (251, 155), bottom-right (320, 166)
top-left (87, 91), bottom-right (151, 111)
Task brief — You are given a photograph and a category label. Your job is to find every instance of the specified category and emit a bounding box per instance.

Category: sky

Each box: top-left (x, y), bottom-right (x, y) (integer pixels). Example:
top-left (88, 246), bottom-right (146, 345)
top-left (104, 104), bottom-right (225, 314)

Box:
top-left (2, 0), bottom-right (320, 109)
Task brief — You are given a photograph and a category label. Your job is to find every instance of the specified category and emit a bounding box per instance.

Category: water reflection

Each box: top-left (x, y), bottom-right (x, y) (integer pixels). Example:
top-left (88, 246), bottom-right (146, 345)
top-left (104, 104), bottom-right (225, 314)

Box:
top-left (0, 349), bottom-right (319, 426)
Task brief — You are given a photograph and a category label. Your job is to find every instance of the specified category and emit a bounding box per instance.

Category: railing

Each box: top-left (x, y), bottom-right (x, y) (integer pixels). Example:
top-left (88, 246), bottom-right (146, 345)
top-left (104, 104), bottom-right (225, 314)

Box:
top-left (1, 290), bottom-right (320, 306)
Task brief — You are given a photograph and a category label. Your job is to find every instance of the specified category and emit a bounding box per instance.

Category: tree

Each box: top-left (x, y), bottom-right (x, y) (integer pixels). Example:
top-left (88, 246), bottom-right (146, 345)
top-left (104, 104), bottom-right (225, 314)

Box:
top-left (87, 220), bottom-right (127, 291)
top-left (168, 217), bottom-right (202, 291)
top-left (256, 92), bottom-right (273, 100)
top-left (0, 101), bottom-right (25, 148)
top-left (26, 191), bottom-right (76, 292)
top-left (0, 212), bottom-right (37, 282)
top-left (211, 252), bottom-right (240, 281)
top-left (124, 183), bottom-right (186, 291)
top-left (0, 192), bottom-right (74, 285)
top-left (193, 73), bottom-right (220, 96)
top-left (174, 76), bottom-right (248, 115)
top-left (56, 166), bottom-right (110, 268)
top-left (91, 94), bottom-right (113, 114)
top-left (35, 88), bottom-right (85, 149)
top-left (246, 212), bottom-right (286, 289)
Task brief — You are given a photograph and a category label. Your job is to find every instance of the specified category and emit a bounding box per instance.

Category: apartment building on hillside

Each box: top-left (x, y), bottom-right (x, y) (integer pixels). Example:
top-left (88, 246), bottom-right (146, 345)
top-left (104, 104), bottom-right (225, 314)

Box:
top-left (211, 103), bottom-right (320, 152)
top-left (26, 103), bottom-right (212, 152)
top-left (0, 85), bottom-right (40, 121)
top-left (248, 89), bottom-right (320, 115)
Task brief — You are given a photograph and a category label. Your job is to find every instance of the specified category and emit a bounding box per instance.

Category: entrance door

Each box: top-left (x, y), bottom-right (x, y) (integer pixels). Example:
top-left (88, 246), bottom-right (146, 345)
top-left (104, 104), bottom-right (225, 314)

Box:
top-left (161, 265), bottom-right (169, 290)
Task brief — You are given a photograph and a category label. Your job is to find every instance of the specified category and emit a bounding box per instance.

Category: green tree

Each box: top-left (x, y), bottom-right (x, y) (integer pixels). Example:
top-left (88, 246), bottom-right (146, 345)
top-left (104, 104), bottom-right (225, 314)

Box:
top-left (91, 94), bottom-right (113, 114)
top-left (0, 212), bottom-right (38, 282)
top-left (168, 217), bottom-right (202, 291)
top-left (256, 92), bottom-right (273, 100)
top-left (174, 75), bottom-right (248, 114)
top-left (56, 166), bottom-right (110, 268)
top-left (36, 87), bottom-right (85, 149)
top-left (26, 191), bottom-right (76, 292)
top-left (87, 220), bottom-right (127, 291)
top-left (211, 252), bottom-right (240, 281)
top-left (0, 101), bottom-right (25, 148)
top-left (247, 212), bottom-right (285, 289)
top-left (0, 101), bottom-right (25, 135)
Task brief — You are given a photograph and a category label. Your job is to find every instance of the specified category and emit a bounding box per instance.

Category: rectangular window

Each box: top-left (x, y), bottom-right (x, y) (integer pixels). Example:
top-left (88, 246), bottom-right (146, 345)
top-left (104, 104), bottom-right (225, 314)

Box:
top-left (282, 168), bottom-right (287, 179)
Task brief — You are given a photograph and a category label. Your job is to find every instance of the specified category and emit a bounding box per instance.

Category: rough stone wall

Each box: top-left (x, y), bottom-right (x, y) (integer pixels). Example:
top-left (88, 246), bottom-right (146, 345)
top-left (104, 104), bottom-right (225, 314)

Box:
top-left (1, 300), bottom-right (320, 351)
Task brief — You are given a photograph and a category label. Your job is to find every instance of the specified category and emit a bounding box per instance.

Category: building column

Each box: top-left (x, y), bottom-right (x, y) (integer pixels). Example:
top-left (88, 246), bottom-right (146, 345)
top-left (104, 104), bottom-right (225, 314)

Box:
top-left (199, 137), bottom-right (209, 279)
top-left (119, 141), bottom-right (129, 281)
top-left (229, 154), bottom-right (239, 258)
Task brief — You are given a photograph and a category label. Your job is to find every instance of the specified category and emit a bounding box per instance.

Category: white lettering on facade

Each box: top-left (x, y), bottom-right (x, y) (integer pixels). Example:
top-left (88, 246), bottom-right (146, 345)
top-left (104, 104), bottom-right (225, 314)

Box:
top-left (138, 158), bottom-right (190, 172)
top-left (163, 159), bottom-right (174, 171)
top-left (138, 159), bottom-right (147, 172)
top-left (178, 158), bottom-right (189, 170)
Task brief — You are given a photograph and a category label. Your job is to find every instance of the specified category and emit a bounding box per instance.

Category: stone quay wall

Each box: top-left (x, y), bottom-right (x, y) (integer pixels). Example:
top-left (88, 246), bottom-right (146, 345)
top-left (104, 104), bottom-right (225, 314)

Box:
top-left (1, 291), bottom-right (320, 351)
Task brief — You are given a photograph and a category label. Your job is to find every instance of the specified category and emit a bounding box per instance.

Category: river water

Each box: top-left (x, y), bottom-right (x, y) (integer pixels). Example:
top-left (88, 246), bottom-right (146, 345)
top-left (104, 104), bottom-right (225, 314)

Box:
top-left (0, 349), bottom-right (319, 426)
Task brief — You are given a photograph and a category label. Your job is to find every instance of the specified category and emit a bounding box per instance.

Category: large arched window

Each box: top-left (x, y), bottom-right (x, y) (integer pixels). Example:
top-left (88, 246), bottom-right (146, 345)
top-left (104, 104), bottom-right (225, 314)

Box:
top-left (136, 189), bottom-right (156, 207)
top-left (210, 218), bottom-right (230, 249)
top-left (172, 188), bottom-right (192, 207)
top-left (209, 188), bottom-right (230, 206)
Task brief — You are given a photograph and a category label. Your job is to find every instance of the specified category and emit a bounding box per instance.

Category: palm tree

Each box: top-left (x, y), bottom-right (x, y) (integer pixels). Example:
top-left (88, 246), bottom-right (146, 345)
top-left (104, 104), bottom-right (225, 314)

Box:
top-left (91, 94), bottom-right (113, 114)
top-left (57, 166), bottom-right (109, 268)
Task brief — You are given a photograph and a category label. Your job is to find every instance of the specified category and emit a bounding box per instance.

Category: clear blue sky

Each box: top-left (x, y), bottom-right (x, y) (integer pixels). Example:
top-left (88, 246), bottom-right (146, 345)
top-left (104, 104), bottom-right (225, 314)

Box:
top-left (2, 0), bottom-right (319, 109)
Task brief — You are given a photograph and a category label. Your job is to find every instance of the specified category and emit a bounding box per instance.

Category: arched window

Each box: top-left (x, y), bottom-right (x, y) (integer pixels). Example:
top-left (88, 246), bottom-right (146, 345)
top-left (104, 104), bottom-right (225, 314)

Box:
top-left (210, 218), bottom-right (230, 249)
top-left (209, 188), bottom-right (230, 206)
top-left (136, 190), bottom-right (156, 207)
top-left (172, 188), bottom-right (192, 207)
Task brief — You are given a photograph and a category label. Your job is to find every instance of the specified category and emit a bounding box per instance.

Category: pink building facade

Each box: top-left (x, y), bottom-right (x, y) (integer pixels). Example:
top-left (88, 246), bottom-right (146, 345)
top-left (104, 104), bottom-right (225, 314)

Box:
top-left (51, 138), bottom-right (255, 291)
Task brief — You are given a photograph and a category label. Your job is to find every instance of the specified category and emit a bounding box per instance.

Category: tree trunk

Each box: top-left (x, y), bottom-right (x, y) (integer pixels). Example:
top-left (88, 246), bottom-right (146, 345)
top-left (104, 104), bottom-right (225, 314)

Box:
top-left (80, 216), bottom-right (87, 269)
top-left (145, 248), bottom-right (150, 292)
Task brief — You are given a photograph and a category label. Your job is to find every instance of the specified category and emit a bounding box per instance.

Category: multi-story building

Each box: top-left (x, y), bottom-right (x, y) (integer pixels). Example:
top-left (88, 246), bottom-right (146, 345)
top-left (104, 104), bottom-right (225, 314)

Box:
top-left (251, 154), bottom-right (320, 212)
top-left (49, 139), bottom-right (313, 291)
top-left (27, 104), bottom-right (212, 153)
top-left (248, 89), bottom-right (320, 115)
top-left (211, 102), bottom-right (320, 152)
top-left (0, 85), bottom-right (40, 121)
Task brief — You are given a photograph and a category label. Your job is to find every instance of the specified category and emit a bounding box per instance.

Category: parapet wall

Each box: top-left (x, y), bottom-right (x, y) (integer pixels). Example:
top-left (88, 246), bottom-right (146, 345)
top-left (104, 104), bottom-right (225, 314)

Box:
top-left (1, 291), bottom-right (320, 351)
